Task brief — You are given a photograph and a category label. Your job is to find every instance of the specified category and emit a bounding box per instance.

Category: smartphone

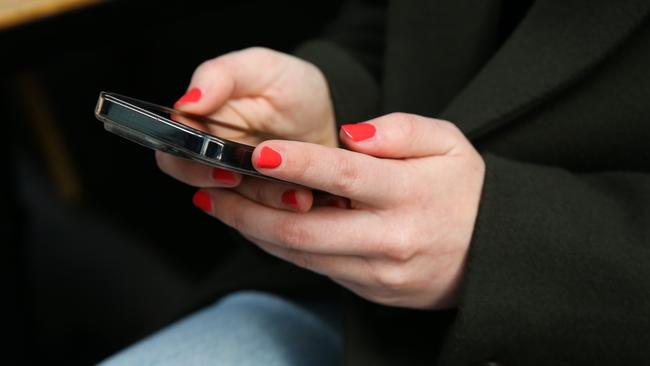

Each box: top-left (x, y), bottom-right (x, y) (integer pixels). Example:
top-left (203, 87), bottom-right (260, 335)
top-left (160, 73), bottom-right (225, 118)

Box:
top-left (94, 91), bottom-right (279, 180)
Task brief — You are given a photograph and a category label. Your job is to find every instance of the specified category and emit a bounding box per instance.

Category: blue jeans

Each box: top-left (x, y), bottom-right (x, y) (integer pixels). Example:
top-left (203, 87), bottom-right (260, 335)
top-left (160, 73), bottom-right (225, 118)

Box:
top-left (98, 291), bottom-right (343, 366)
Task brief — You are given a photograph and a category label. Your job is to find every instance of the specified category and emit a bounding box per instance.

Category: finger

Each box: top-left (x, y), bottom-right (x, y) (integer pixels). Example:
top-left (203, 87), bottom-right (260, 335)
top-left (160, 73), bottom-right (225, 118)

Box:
top-left (173, 47), bottom-right (286, 115)
top-left (251, 141), bottom-right (405, 205)
top-left (232, 177), bottom-right (313, 212)
top-left (198, 188), bottom-right (386, 256)
top-left (339, 112), bottom-right (464, 158)
top-left (241, 233), bottom-right (372, 284)
top-left (156, 152), bottom-right (242, 188)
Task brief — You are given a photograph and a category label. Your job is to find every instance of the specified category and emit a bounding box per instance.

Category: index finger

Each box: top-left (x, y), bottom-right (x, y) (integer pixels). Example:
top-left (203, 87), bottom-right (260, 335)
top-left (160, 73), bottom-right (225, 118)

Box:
top-left (251, 141), bottom-right (405, 205)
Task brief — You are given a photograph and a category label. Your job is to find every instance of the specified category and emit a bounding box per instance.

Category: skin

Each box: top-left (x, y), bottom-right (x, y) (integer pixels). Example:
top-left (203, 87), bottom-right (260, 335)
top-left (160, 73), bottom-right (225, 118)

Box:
top-left (157, 47), bottom-right (486, 310)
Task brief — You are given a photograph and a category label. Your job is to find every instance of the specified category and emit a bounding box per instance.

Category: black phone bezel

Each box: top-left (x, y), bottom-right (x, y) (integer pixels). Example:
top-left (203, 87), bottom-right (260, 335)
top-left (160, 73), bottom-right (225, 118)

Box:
top-left (94, 91), bottom-right (274, 180)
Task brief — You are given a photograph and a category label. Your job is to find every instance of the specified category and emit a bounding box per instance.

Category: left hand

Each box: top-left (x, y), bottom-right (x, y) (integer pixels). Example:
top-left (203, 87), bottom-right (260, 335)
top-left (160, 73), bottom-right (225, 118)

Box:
top-left (191, 113), bottom-right (485, 309)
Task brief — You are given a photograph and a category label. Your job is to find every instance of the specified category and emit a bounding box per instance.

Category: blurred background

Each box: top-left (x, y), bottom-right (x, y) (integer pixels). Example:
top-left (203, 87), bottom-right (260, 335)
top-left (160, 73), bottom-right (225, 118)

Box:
top-left (1, 0), bottom-right (343, 364)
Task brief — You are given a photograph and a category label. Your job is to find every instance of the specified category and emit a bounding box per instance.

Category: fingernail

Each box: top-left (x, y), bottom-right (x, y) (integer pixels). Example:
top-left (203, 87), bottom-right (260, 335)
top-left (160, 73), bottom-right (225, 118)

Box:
top-left (175, 87), bottom-right (202, 106)
top-left (341, 123), bottom-right (376, 142)
top-left (192, 191), bottom-right (212, 212)
top-left (212, 167), bottom-right (236, 185)
top-left (255, 146), bottom-right (282, 169)
top-left (281, 190), bottom-right (298, 209)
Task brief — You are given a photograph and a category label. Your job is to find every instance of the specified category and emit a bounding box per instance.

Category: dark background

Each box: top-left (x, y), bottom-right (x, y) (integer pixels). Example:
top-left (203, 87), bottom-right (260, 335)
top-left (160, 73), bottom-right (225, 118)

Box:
top-left (1, 1), bottom-right (343, 364)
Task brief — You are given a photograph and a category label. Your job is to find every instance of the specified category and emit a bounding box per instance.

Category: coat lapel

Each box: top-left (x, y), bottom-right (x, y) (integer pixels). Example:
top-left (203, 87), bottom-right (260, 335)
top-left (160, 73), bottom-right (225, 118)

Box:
top-left (441, 0), bottom-right (650, 140)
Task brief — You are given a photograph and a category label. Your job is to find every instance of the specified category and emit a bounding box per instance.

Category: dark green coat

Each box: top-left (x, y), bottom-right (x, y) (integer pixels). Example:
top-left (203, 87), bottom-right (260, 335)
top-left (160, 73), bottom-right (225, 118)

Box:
top-left (295, 0), bottom-right (650, 365)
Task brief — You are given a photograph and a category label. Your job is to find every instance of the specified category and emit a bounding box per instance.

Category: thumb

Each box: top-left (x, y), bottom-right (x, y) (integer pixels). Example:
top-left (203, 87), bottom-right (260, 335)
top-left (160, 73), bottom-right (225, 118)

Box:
top-left (174, 47), bottom-right (284, 115)
top-left (338, 113), bottom-right (465, 159)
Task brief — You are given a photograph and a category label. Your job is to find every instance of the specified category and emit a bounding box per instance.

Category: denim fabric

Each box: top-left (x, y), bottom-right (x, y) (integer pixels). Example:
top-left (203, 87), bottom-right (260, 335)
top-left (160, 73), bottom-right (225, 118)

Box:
top-left (98, 291), bottom-right (343, 366)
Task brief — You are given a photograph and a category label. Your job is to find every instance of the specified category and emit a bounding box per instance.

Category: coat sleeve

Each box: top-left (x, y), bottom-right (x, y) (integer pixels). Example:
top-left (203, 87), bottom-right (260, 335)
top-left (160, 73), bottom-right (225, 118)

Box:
top-left (293, 0), bottom-right (386, 124)
top-left (439, 153), bottom-right (650, 365)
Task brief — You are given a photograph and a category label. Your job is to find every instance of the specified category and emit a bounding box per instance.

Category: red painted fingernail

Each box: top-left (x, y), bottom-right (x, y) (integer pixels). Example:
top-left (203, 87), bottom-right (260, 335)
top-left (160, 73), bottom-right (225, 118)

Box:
top-left (175, 87), bottom-right (202, 106)
top-left (212, 168), bottom-right (236, 185)
top-left (192, 191), bottom-right (212, 212)
top-left (256, 146), bottom-right (282, 169)
top-left (281, 190), bottom-right (298, 209)
top-left (341, 123), bottom-right (376, 142)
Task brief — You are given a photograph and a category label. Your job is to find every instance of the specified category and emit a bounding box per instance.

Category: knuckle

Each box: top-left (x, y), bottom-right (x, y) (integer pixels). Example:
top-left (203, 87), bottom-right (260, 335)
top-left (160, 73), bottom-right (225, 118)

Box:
top-left (373, 264), bottom-right (410, 290)
top-left (251, 183), bottom-right (272, 205)
top-left (386, 113), bottom-right (425, 152)
top-left (381, 227), bottom-right (418, 261)
top-left (436, 119), bottom-right (463, 140)
top-left (386, 112), bottom-right (419, 130)
top-left (240, 47), bottom-right (278, 65)
top-left (277, 217), bottom-right (311, 249)
top-left (383, 241), bottom-right (417, 262)
top-left (330, 154), bottom-right (362, 196)
top-left (212, 195), bottom-right (244, 231)
top-left (437, 118), bottom-right (458, 131)
top-left (242, 46), bottom-right (272, 56)
top-left (295, 148), bottom-right (315, 177)
top-left (386, 112), bottom-right (413, 123)
top-left (395, 114), bottom-right (416, 140)
top-left (196, 54), bottom-right (239, 79)
top-left (195, 58), bottom-right (222, 76)
top-left (223, 206), bottom-right (244, 231)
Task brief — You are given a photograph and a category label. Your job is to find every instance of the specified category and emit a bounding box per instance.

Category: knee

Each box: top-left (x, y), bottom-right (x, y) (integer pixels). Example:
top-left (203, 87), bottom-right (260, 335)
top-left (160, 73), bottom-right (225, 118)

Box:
top-left (216, 290), bottom-right (282, 309)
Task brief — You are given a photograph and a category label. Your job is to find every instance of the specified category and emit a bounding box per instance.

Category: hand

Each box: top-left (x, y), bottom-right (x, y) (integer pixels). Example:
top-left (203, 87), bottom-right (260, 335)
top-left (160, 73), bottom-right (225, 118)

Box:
top-left (192, 113), bottom-right (485, 309)
top-left (156, 47), bottom-right (337, 188)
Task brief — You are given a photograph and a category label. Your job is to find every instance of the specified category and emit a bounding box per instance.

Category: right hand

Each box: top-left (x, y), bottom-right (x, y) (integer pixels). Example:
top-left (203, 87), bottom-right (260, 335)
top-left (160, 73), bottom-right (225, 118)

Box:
top-left (156, 47), bottom-right (337, 197)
